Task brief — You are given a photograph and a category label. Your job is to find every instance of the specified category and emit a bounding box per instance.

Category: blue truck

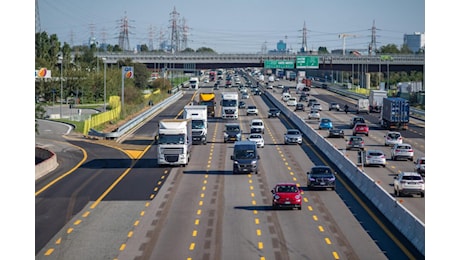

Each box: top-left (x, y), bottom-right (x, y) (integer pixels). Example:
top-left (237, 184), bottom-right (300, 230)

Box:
top-left (379, 97), bottom-right (410, 130)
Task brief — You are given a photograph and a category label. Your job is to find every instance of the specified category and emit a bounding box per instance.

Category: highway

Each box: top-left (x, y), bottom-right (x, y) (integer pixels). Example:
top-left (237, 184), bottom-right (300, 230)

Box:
top-left (35, 73), bottom-right (424, 259)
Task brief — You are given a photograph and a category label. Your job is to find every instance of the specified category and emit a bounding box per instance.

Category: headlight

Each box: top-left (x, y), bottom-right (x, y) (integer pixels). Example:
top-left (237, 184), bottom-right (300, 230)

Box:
top-left (224, 133), bottom-right (228, 138)
top-left (274, 195), bottom-right (280, 200)
top-left (237, 133), bottom-right (241, 138)
top-left (233, 161), bottom-right (239, 165)
top-left (251, 160), bottom-right (257, 165)
top-left (295, 195), bottom-right (301, 200)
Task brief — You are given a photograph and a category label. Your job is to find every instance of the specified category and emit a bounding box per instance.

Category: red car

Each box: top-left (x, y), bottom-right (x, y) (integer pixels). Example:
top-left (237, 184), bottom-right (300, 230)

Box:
top-left (271, 183), bottom-right (302, 210)
top-left (352, 123), bottom-right (369, 136)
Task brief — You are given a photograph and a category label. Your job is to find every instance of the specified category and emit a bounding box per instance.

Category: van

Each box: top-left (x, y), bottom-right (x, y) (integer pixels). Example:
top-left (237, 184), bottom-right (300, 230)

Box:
top-left (282, 92), bottom-right (291, 102)
top-left (230, 141), bottom-right (260, 174)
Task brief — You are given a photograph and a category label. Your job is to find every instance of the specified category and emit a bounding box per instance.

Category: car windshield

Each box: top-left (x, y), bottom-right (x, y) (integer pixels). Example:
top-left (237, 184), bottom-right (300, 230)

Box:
top-left (226, 126), bottom-right (240, 132)
top-left (321, 119), bottom-right (331, 123)
top-left (276, 185), bottom-right (298, 193)
top-left (222, 100), bottom-right (237, 107)
top-left (287, 130), bottom-right (299, 135)
top-left (249, 134), bottom-right (262, 139)
top-left (234, 149), bottom-right (256, 159)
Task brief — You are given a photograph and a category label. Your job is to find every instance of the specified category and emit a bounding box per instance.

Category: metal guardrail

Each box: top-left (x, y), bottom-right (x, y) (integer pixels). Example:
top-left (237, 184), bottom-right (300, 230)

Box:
top-left (87, 91), bottom-right (184, 139)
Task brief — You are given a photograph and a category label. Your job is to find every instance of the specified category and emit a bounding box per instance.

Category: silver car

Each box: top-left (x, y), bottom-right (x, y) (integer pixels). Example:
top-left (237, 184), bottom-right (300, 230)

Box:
top-left (390, 143), bottom-right (414, 161)
top-left (364, 150), bottom-right (386, 167)
top-left (307, 110), bottom-right (320, 120)
top-left (384, 131), bottom-right (403, 146)
top-left (284, 129), bottom-right (302, 144)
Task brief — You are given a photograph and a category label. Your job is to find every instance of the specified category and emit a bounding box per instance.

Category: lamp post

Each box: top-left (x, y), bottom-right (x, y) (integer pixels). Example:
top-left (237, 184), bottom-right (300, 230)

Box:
top-left (102, 57), bottom-right (107, 111)
top-left (58, 55), bottom-right (63, 118)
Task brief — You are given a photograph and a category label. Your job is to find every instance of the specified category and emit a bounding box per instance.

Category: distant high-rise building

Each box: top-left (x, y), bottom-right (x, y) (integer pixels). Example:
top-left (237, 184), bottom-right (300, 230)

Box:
top-left (277, 40), bottom-right (287, 52)
top-left (404, 32), bottom-right (425, 53)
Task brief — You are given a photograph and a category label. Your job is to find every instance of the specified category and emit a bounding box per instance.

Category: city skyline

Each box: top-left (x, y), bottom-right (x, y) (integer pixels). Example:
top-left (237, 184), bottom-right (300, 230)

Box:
top-left (37, 0), bottom-right (425, 53)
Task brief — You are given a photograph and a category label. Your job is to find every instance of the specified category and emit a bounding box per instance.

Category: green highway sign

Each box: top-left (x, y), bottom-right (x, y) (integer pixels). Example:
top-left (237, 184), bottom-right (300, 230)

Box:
top-left (296, 56), bottom-right (319, 69)
top-left (264, 60), bottom-right (295, 69)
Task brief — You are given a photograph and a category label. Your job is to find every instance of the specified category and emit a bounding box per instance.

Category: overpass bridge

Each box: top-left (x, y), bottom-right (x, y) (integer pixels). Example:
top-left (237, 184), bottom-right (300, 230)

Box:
top-left (95, 53), bottom-right (424, 73)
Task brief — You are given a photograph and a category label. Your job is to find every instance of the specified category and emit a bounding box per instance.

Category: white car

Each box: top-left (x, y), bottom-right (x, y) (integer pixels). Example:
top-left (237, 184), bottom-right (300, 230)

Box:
top-left (267, 85), bottom-right (273, 89)
top-left (247, 133), bottom-right (264, 148)
top-left (384, 131), bottom-right (403, 146)
top-left (363, 150), bottom-right (386, 167)
top-left (246, 105), bottom-right (258, 116)
top-left (250, 119), bottom-right (265, 134)
top-left (390, 143), bottom-right (414, 161)
top-left (311, 103), bottom-right (322, 111)
top-left (307, 110), bottom-right (320, 120)
top-left (287, 97), bottom-right (297, 106)
top-left (393, 172), bottom-right (425, 197)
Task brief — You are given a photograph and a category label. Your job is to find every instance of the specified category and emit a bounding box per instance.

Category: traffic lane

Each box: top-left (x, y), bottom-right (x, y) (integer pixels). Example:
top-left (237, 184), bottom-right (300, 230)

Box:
top-left (35, 140), bottom-right (132, 254)
top-left (251, 96), bottom-right (388, 259)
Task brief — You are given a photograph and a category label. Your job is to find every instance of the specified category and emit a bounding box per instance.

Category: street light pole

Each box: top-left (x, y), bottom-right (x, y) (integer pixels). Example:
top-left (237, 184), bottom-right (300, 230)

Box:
top-left (102, 57), bottom-right (107, 111)
top-left (59, 55), bottom-right (63, 118)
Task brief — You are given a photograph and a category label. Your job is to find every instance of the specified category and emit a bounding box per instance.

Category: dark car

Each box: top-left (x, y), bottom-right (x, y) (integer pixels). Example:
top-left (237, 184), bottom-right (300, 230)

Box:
top-left (224, 123), bottom-right (242, 143)
top-left (346, 136), bottom-right (364, 150)
top-left (299, 93), bottom-right (308, 102)
top-left (230, 141), bottom-right (260, 174)
top-left (327, 128), bottom-right (344, 138)
top-left (268, 108), bottom-right (280, 118)
top-left (294, 103), bottom-right (305, 111)
top-left (238, 101), bottom-right (246, 109)
top-left (253, 89), bottom-right (262, 95)
top-left (306, 166), bottom-right (336, 190)
top-left (271, 183), bottom-right (302, 210)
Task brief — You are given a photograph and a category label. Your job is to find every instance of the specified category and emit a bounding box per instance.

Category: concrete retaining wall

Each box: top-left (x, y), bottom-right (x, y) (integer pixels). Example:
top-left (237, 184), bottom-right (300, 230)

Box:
top-left (35, 147), bottom-right (58, 180)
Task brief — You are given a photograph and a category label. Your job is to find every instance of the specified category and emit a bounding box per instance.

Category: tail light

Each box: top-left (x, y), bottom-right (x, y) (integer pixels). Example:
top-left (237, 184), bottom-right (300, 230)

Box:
top-left (408, 149), bottom-right (413, 152)
top-left (380, 154), bottom-right (385, 158)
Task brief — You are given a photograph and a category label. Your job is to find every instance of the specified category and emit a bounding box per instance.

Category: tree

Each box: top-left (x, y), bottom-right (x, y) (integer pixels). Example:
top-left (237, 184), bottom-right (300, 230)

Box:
top-left (318, 47), bottom-right (329, 54)
top-left (196, 47), bottom-right (216, 53)
top-left (378, 44), bottom-right (400, 54)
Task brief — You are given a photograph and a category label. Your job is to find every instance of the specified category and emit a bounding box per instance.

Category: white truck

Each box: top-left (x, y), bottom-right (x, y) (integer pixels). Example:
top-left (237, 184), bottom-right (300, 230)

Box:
top-left (183, 105), bottom-right (208, 145)
top-left (356, 98), bottom-right (370, 114)
top-left (189, 77), bottom-right (199, 89)
top-left (368, 90), bottom-right (388, 113)
top-left (221, 92), bottom-right (239, 119)
top-left (156, 119), bottom-right (192, 167)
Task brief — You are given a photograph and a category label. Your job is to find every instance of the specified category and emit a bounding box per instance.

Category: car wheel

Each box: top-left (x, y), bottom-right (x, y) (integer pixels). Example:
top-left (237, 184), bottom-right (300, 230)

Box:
top-left (410, 157), bottom-right (414, 161)
top-left (298, 206), bottom-right (302, 210)
top-left (421, 192), bottom-right (425, 198)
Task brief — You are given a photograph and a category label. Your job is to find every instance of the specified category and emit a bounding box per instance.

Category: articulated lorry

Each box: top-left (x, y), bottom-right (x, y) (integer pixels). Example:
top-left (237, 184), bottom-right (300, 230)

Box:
top-left (183, 105), bottom-right (208, 145)
top-left (369, 90), bottom-right (388, 113)
top-left (199, 92), bottom-right (216, 118)
top-left (221, 92), bottom-right (239, 119)
top-left (379, 97), bottom-right (410, 130)
top-left (156, 119), bottom-right (192, 167)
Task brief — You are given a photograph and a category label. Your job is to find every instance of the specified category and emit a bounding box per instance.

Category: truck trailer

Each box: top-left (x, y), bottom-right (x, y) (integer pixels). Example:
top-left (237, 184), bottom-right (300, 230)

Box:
top-left (369, 90), bottom-right (388, 113)
top-left (221, 92), bottom-right (239, 119)
top-left (199, 93), bottom-right (216, 118)
top-left (156, 119), bottom-right (192, 167)
top-left (183, 105), bottom-right (208, 145)
top-left (380, 97), bottom-right (410, 130)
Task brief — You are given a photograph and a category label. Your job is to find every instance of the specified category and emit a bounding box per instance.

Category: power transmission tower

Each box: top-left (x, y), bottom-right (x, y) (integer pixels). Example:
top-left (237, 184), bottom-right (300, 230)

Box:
top-left (117, 12), bottom-right (134, 51)
top-left (169, 6), bottom-right (180, 53)
top-left (261, 41), bottom-right (267, 54)
top-left (368, 20), bottom-right (378, 55)
top-left (35, 0), bottom-right (41, 33)
top-left (300, 21), bottom-right (308, 52)
top-left (148, 25), bottom-right (155, 51)
top-left (181, 18), bottom-right (189, 51)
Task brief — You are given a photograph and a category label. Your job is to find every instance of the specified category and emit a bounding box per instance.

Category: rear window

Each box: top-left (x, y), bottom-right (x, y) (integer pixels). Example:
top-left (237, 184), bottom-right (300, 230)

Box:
top-left (388, 133), bottom-right (401, 138)
top-left (397, 145), bottom-right (412, 149)
top-left (368, 151), bottom-right (383, 156)
top-left (402, 175), bottom-right (423, 181)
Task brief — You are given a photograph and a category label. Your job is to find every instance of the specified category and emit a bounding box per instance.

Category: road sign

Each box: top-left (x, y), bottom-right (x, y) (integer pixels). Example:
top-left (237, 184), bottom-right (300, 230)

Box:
top-left (296, 56), bottom-right (319, 69)
top-left (264, 60), bottom-right (295, 69)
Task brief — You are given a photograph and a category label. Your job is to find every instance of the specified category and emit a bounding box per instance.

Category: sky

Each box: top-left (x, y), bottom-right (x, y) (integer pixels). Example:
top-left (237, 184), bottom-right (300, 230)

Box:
top-left (36, 0), bottom-right (425, 53)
